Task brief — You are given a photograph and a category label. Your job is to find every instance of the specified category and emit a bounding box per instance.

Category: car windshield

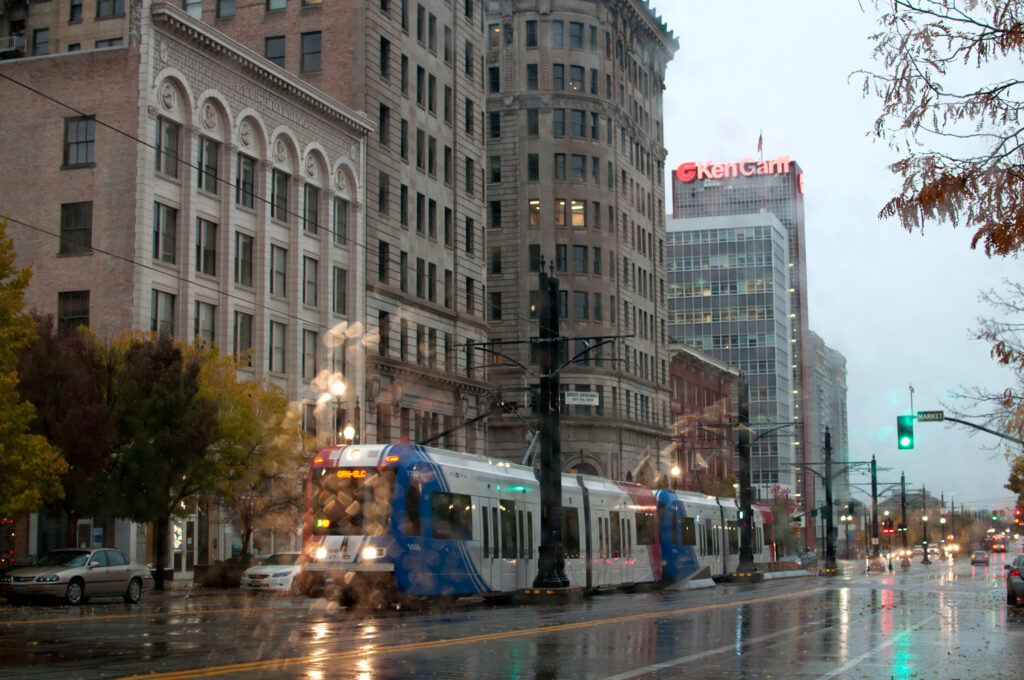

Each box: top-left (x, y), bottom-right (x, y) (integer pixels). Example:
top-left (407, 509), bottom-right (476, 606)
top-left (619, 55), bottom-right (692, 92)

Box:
top-left (261, 553), bottom-right (299, 566)
top-left (35, 550), bottom-right (90, 568)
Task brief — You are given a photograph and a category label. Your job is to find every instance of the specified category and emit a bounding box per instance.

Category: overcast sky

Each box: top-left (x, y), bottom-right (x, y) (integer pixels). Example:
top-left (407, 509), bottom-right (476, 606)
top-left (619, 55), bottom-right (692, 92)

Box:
top-left (649, 0), bottom-right (1022, 511)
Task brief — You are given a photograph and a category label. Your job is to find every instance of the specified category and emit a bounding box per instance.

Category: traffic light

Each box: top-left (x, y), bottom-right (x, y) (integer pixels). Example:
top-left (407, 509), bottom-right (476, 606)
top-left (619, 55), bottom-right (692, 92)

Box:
top-left (896, 415), bottom-right (914, 449)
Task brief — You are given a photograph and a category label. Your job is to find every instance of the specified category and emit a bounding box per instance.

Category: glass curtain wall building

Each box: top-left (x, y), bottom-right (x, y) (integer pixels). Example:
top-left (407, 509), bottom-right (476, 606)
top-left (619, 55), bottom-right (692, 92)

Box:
top-left (667, 213), bottom-right (794, 499)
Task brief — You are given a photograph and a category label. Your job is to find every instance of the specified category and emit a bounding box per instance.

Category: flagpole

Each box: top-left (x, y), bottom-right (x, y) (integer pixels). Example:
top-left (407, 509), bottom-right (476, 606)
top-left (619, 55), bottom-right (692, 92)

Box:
top-left (758, 129), bottom-right (765, 212)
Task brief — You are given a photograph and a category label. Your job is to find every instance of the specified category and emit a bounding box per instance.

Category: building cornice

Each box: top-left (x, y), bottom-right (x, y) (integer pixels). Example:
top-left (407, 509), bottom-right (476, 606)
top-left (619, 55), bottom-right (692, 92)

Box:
top-left (150, 2), bottom-right (373, 138)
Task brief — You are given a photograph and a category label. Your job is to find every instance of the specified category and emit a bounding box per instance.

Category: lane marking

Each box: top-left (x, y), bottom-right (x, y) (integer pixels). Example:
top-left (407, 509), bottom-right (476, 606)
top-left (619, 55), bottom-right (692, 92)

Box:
top-left (814, 614), bottom-right (939, 680)
top-left (114, 586), bottom-right (830, 679)
top-left (599, 618), bottom-right (829, 680)
top-left (0, 606), bottom-right (272, 626)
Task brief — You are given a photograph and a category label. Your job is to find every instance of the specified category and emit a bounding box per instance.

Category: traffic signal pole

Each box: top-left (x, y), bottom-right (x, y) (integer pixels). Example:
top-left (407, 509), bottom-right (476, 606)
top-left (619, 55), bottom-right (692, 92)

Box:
top-left (823, 428), bottom-right (836, 571)
top-left (871, 455), bottom-right (880, 558)
top-left (533, 269), bottom-right (569, 588)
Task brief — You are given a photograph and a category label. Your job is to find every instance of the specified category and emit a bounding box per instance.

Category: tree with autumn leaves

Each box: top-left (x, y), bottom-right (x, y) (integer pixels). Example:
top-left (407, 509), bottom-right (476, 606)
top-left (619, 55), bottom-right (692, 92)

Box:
top-left (0, 219), bottom-right (66, 519)
top-left (863, 1), bottom-right (1024, 510)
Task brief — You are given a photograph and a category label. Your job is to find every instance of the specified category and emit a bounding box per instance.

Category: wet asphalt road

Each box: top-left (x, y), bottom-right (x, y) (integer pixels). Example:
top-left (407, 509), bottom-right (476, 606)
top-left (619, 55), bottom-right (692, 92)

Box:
top-left (1, 553), bottom-right (1022, 679)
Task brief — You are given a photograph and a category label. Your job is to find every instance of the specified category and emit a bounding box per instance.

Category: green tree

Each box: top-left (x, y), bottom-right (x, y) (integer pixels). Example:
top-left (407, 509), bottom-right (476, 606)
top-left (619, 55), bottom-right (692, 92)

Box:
top-left (0, 219), bottom-right (66, 518)
top-left (190, 344), bottom-right (307, 560)
top-left (768, 484), bottom-right (800, 557)
top-left (108, 334), bottom-right (217, 588)
top-left (17, 316), bottom-right (114, 544)
top-left (862, 0), bottom-right (1024, 255)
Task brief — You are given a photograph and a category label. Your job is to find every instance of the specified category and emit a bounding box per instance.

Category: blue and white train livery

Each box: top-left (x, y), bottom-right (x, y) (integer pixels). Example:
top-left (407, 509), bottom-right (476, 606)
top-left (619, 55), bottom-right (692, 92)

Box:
top-left (300, 443), bottom-right (773, 605)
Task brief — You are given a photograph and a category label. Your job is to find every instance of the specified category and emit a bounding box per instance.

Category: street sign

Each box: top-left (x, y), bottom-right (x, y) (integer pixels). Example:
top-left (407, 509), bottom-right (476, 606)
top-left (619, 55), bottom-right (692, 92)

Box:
top-left (917, 410), bottom-right (944, 422)
top-left (564, 391), bottom-right (599, 406)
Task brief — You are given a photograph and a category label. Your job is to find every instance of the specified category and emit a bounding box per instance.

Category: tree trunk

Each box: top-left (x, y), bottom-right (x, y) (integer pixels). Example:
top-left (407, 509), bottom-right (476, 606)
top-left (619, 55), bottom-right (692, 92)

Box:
top-left (65, 510), bottom-right (80, 549)
top-left (154, 516), bottom-right (169, 591)
top-left (240, 525), bottom-right (252, 560)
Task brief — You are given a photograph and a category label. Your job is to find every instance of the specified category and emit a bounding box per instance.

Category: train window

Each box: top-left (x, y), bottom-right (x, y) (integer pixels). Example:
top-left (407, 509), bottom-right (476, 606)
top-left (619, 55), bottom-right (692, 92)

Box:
top-left (311, 467), bottom-right (396, 536)
top-left (500, 501), bottom-right (517, 558)
top-left (598, 517), bottom-right (605, 558)
top-left (656, 505), bottom-right (665, 539)
top-left (635, 511), bottom-right (655, 545)
top-left (609, 511), bottom-right (621, 558)
top-left (430, 491), bottom-right (472, 540)
top-left (527, 511), bottom-right (534, 558)
top-left (404, 482), bottom-right (421, 536)
top-left (679, 517), bottom-right (696, 546)
top-left (481, 506), bottom-right (489, 557)
top-left (624, 517), bottom-right (632, 558)
top-left (563, 507), bottom-right (581, 558)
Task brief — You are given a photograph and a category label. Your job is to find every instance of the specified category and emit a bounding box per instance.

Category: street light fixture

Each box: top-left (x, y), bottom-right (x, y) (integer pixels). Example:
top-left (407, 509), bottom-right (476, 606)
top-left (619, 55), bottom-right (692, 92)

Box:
top-left (939, 516), bottom-right (947, 557)
top-left (330, 380), bottom-right (346, 445)
top-left (670, 465), bottom-right (680, 491)
top-left (343, 424), bottom-right (356, 444)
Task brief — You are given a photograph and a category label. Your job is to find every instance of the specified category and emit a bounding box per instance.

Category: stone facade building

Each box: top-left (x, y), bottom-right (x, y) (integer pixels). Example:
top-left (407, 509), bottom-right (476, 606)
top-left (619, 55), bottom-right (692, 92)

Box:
top-left (1, 1), bottom-right (370, 568)
top-left (481, 0), bottom-right (678, 480)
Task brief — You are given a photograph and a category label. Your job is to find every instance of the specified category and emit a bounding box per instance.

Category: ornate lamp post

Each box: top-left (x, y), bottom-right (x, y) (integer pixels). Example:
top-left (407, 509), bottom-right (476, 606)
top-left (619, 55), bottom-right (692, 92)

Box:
top-left (330, 380), bottom-right (346, 445)
top-left (939, 516), bottom-right (947, 557)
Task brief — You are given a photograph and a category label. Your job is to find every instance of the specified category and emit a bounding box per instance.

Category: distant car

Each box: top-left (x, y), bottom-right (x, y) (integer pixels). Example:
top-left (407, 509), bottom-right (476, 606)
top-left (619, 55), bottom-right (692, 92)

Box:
top-left (1007, 554), bottom-right (1024, 606)
top-left (239, 552), bottom-right (302, 594)
top-left (0, 548), bottom-right (153, 605)
top-left (971, 550), bottom-right (990, 566)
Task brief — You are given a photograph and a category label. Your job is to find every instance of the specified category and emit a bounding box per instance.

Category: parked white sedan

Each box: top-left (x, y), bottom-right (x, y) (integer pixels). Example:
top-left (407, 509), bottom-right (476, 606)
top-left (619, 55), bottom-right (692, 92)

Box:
top-left (239, 553), bottom-right (302, 594)
top-left (0, 548), bottom-right (153, 605)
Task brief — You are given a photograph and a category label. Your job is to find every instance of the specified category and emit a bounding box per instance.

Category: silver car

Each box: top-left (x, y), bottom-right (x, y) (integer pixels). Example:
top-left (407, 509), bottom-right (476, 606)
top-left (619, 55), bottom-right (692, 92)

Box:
top-left (0, 548), bottom-right (154, 605)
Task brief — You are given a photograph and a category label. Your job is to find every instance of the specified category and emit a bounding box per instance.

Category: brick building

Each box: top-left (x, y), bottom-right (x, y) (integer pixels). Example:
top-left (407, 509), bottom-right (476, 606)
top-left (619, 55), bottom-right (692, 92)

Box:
top-left (668, 342), bottom-right (739, 494)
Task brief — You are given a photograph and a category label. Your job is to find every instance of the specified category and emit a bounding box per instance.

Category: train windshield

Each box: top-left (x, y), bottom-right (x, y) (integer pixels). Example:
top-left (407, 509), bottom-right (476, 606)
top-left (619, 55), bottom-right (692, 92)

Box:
top-left (311, 467), bottom-right (396, 536)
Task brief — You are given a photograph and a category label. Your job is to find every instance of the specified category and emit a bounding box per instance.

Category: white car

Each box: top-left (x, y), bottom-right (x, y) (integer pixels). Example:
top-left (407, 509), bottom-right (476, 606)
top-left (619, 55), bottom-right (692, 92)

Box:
top-left (239, 553), bottom-right (302, 594)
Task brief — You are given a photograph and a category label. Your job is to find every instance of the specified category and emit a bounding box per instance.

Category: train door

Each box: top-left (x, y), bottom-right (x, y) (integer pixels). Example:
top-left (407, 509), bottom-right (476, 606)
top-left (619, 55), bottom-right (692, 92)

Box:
top-left (514, 504), bottom-right (535, 588)
top-left (478, 497), bottom-right (501, 591)
top-left (607, 511), bottom-right (623, 586)
top-left (497, 499), bottom-right (518, 591)
top-left (590, 511), bottom-right (607, 587)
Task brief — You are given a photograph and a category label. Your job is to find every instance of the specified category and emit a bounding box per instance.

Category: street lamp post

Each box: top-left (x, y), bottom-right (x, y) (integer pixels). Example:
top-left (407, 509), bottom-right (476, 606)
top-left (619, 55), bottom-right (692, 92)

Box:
top-left (330, 380), bottom-right (346, 445)
top-left (670, 465), bottom-right (680, 491)
top-left (939, 517), bottom-right (947, 557)
top-left (921, 515), bottom-right (931, 565)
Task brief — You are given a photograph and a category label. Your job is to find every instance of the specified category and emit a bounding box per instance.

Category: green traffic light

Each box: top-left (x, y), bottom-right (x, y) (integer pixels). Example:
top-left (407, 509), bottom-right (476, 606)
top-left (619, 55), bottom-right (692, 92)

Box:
top-left (896, 415), bottom-right (915, 450)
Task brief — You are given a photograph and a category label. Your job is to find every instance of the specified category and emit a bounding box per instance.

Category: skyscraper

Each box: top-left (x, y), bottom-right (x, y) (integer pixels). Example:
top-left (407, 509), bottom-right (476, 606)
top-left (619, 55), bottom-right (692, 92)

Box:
top-left (481, 1), bottom-right (678, 480)
top-left (666, 212), bottom-right (794, 499)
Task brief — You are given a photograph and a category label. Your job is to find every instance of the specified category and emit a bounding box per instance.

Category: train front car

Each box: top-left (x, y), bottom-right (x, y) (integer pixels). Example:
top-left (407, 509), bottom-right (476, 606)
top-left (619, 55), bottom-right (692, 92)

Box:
top-left (301, 444), bottom-right (404, 606)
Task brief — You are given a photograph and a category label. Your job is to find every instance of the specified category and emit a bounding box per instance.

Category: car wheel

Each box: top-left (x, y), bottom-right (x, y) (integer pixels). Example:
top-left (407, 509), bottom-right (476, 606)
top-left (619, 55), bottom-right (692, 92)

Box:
top-left (65, 578), bottom-right (85, 605)
top-left (123, 577), bottom-right (142, 604)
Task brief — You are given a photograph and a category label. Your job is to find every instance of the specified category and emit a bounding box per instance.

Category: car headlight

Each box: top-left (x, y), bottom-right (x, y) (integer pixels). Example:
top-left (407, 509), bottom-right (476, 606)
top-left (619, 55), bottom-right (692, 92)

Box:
top-left (361, 547), bottom-right (384, 561)
top-left (36, 575), bottom-right (60, 583)
top-left (0, 575), bottom-right (11, 583)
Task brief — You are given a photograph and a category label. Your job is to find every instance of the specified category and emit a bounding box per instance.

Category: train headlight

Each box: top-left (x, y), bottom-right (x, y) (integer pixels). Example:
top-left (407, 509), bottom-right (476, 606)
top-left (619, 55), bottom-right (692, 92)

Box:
top-left (361, 547), bottom-right (384, 561)
top-left (314, 546), bottom-right (328, 560)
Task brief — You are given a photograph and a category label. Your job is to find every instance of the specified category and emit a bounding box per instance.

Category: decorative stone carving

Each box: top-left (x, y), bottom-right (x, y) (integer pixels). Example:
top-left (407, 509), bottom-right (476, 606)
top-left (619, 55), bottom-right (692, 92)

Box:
top-left (158, 39), bottom-right (168, 63)
top-left (239, 121), bottom-right (252, 148)
top-left (275, 138), bottom-right (287, 164)
top-left (305, 153), bottom-right (317, 178)
top-left (202, 102), bottom-right (217, 130)
top-left (160, 83), bottom-right (175, 110)
top-left (335, 168), bottom-right (347, 193)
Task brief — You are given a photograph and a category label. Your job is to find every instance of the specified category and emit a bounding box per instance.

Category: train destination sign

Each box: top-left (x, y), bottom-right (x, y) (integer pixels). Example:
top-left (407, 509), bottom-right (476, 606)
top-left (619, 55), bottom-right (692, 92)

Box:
top-left (676, 154), bottom-right (793, 183)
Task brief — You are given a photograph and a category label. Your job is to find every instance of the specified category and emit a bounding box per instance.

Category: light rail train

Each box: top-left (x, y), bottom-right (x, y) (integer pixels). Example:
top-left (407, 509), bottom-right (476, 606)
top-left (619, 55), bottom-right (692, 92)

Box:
top-left (300, 443), bottom-right (773, 605)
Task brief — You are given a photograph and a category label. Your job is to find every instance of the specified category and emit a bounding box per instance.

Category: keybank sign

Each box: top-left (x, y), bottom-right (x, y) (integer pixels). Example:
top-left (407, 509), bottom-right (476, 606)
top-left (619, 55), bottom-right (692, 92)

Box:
top-left (676, 155), bottom-right (794, 183)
